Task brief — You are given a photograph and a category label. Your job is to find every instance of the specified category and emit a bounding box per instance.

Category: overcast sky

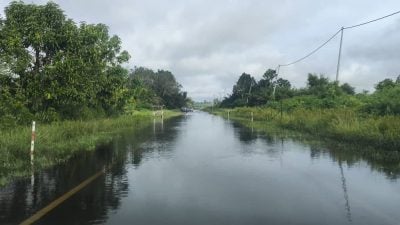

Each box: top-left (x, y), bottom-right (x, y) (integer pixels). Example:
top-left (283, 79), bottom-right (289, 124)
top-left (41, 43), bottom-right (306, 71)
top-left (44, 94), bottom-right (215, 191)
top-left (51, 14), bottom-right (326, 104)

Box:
top-left (1, 0), bottom-right (400, 100)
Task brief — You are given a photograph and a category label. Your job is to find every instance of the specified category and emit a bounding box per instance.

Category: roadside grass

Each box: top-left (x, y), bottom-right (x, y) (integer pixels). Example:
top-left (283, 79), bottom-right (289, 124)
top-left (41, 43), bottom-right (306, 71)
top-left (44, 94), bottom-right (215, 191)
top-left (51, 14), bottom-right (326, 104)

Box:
top-left (0, 109), bottom-right (181, 186)
top-left (211, 107), bottom-right (400, 151)
top-left (210, 107), bottom-right (400, 178)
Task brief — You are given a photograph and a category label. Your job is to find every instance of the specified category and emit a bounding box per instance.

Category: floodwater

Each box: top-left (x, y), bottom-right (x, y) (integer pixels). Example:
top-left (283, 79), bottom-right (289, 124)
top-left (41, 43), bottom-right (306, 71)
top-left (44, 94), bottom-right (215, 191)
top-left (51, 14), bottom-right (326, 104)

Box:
top-left (1, 112), bottom-right (400, 225)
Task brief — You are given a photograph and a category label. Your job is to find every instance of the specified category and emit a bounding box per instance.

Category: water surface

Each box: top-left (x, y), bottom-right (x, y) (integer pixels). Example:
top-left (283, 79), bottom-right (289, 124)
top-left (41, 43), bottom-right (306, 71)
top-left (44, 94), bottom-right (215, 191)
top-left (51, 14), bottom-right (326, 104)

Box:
top-left (1, 112), bottom-right (399, 225)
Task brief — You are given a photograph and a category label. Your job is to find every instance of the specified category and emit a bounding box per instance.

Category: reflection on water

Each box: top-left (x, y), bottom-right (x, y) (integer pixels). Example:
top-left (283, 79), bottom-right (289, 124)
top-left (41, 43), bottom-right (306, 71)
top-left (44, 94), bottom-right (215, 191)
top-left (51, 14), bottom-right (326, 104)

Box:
top-left (0, 113), bottom-right (399, 225)
top-left (0, 117), bottom-right (180, 225)
top-left (338, 161), bottom-right (352, 222)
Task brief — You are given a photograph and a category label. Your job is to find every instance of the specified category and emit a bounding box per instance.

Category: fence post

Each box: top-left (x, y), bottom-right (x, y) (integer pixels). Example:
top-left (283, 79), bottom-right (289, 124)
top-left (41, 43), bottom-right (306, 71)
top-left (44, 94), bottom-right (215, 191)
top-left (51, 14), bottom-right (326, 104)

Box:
top-left (228, 110), bottom-right (230, 119)
top-left (30, 121), bottom-right (36, 165)
top-left (251, 112), bottom-right (254, 122)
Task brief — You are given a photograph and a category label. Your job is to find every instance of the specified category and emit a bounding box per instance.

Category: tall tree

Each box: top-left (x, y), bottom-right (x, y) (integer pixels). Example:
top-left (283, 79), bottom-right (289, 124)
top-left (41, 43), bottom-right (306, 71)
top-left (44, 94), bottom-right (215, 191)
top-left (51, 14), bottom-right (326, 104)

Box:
top-left (252, 69), bottom-right (277, 103)
top-left (129, 67), bottom-right (188, 109)
top-left (340, 83), bottom-right (355, 95)
top-left (232, 73), bottom-right (256, 101)
top-left (375, 78), bottom-right (397, 92)
top-left (0, 1), bottom-right (130, 120)
top-left (306, 73), bottom-right (332, 97)
top-left (274, 78), bottom-right (292, 100)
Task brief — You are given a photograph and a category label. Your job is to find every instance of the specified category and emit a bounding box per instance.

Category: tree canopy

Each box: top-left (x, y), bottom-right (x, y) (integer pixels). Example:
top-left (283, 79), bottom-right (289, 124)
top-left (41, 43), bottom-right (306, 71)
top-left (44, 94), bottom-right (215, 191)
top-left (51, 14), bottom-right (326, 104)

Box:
top-left (220, 69), bottom-right (292, 107)
top-left (219, 68), bottom-right (400, 116)
top-left (0, 1), bottom-right (189, 125)
top-left (128, 67), bottom-right (189, 109)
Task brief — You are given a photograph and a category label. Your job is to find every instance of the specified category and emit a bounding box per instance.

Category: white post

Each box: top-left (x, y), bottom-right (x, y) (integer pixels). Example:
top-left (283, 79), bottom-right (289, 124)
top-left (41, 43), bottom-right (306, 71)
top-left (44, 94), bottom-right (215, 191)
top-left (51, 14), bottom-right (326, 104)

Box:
top-left (153, 118), bottom-right (156, 134)
top-left (30, 121), bottom-right (36, 165)
top-left (251, 112), bottom-right (254, 122)
top-left (31, 165), bottom-right (35, 187)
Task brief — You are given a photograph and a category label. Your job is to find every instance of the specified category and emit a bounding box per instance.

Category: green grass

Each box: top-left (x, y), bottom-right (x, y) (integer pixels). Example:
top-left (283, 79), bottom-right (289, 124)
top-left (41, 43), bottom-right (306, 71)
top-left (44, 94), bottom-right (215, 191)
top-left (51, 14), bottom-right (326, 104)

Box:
top-left (210, 107), bottom-right (400, 179)
top-left (211, 107), bottom-right (400, 151)
top-left (0, 109), bottom-right (181, 186)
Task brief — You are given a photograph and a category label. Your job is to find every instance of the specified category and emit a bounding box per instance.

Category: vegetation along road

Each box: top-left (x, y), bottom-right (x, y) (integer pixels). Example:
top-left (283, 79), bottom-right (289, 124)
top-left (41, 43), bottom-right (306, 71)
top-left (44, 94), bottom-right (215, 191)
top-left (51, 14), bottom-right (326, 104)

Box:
top-left (0, 1), bottom-right (399, 225)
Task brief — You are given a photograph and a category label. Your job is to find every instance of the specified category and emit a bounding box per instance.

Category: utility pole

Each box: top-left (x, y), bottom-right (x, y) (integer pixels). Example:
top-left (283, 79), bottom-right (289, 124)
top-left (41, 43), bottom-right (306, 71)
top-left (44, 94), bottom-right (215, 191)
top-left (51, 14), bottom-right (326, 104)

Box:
top-left (272, 65), bottom-right (280, 100)
top-left (336, 27), bottom-right (344, 83)
top-left (276, 64), bottom-right (280, 76)
top-left (246, 80), bottom-right (255, 105)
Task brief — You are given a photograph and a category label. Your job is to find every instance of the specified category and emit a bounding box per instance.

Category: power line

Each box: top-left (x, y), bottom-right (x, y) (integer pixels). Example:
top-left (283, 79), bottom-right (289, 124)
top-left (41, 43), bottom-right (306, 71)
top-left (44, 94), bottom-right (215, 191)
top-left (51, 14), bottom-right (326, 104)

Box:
top-left (279, 29), bottom-right (341, 67)
top-left (344, 10), bottom-right (400, 29)
top-left (278, 10), bottom-right (400, 68)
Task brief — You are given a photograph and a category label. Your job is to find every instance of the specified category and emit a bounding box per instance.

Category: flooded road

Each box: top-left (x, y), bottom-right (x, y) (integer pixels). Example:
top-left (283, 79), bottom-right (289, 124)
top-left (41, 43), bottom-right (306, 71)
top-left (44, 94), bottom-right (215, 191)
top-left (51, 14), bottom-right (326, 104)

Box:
top-left (1, 112), bottom-right (400, 225)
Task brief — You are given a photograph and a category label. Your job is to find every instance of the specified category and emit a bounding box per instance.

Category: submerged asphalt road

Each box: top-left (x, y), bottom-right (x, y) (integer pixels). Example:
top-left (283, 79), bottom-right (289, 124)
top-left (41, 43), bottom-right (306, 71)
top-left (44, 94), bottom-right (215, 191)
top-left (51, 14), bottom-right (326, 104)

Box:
top-left (1, 112), bottom-right (400, 225)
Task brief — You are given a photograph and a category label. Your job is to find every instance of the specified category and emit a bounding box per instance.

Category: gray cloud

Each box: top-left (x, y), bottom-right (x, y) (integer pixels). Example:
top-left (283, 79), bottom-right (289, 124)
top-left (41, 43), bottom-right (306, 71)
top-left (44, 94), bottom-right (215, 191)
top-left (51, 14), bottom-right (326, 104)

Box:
top-left (1, 0), bottom-right (400, 100)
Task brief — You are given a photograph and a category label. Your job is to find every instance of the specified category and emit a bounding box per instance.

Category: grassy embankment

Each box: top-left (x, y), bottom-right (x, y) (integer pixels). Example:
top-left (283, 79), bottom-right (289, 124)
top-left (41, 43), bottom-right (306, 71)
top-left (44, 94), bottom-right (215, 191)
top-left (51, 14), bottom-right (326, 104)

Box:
top-left (0, 110), bottom-right (181, 186)
top-left (210, 107), bottom-right (400, 151)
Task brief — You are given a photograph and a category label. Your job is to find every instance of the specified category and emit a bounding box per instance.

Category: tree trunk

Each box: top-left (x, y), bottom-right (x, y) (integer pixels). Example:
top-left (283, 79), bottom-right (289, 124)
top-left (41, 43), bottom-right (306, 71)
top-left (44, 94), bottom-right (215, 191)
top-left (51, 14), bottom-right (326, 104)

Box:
top-left (34, 48), bottom-right (40, 74)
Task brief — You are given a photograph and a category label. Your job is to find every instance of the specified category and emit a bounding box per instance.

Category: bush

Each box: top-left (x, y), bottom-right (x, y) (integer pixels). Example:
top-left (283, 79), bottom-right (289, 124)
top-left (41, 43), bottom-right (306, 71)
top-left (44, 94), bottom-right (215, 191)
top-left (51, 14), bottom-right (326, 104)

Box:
top-left (267, 95), bottom-right (363, 112)
top-left (361, 86), bottom-right (400, 116)
top-left (35, 108), bottom-right (61, 123)
top-left (216, 107), bottom-right (400, 150)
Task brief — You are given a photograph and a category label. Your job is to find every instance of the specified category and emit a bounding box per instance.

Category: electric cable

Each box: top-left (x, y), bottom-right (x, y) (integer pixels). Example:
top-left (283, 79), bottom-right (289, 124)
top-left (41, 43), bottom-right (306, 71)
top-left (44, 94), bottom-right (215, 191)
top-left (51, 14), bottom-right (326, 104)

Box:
top-left (278, 10), bottom-right (400, 67)
top-left (344, 10), bottom-right (400, 29)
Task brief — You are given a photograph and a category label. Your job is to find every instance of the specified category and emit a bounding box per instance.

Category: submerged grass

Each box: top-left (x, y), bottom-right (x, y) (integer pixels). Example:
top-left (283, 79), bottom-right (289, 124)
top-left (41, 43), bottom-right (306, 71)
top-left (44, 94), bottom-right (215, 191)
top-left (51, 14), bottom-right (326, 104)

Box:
top-left (226, 116), bottom-right (400, 179)
top-left (211, 107), bottom-right (400, 151)
top-left (210, 107), bottom-right (400, 179)
top-left (0, 110), bottom-right (181, 186)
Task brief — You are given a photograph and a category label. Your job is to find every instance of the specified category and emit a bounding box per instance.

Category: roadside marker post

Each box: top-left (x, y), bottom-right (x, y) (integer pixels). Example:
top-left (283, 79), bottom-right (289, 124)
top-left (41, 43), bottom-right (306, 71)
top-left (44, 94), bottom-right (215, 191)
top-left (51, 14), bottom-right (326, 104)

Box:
top-left (251, 112), bottom-right (254, 122)
top-left (30, 121), bottom-right (36, 165)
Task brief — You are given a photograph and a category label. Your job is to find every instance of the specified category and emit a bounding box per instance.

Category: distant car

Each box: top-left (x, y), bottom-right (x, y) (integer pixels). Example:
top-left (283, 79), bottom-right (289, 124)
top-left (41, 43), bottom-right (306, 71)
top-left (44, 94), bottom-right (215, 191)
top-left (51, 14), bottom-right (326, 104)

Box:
top-left (181, 107), bottom-right (193, 113)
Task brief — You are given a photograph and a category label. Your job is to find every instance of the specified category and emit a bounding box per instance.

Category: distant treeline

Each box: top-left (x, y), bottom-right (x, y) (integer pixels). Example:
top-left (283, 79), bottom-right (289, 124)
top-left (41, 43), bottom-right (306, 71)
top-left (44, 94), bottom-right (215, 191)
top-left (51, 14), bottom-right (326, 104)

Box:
top-left (220, 69), bottom-right (400, 116)
top-left (0, 1), bottom-right (189, 126)
top-left (127, 67), bottom-right (189, 110)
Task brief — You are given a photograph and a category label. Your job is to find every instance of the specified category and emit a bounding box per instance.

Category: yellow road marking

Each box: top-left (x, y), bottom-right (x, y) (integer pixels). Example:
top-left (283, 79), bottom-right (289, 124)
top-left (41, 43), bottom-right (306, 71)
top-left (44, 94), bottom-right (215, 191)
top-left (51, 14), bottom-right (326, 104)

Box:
top-left (19, 168), bottom-right (105, 225)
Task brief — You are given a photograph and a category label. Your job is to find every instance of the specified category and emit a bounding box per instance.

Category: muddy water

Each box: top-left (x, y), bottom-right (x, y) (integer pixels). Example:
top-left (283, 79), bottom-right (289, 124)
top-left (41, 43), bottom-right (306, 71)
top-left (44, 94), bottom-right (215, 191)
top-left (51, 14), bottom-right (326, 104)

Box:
top-left (1, 112), bottom-right (399, 225)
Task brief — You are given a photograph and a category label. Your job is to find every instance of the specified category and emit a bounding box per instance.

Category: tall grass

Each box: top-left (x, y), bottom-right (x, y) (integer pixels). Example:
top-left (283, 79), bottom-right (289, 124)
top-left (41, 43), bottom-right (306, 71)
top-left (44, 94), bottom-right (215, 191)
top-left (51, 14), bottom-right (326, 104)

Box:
top-left (0, 110), bottom-right (180, 186)
top-left (213, 107), bottom-right (400, 150)
top-left (210, 107), bottom-right (400, 179)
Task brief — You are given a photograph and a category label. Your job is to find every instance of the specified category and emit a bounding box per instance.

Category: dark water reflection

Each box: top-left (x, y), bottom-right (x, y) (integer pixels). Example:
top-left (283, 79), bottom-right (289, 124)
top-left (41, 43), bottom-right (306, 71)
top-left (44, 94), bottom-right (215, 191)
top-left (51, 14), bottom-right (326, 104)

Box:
top-left (0, 112), bottom-right (399, 225)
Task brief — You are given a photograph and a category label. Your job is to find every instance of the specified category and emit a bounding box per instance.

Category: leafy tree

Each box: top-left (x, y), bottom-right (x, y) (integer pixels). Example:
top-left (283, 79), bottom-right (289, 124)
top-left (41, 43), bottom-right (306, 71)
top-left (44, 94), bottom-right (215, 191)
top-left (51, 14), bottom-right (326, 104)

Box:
top-left (361, 77), bottom-right (400, 115)
top-left (363, 86), bottom-right (400, 115)
top-left (221, 73), bottom-right (256, 107)
top-left (128, 67), bottom-right (188, 109)
top-left (307, 74), bottom-right (329, 95)
top-left (232, 73), bottom-right (256, 100)
top-left (221, 69), bottom-right (292, 107)
top-left (305, 73), bottom-right (345, 98)
top-left (274, 78), bottom-right (292, 100)
top-left (262, 69), bottom-right (277, 83)
top-left (340, 83), bottom-right (355, 95)
top-left (0, 1), bottom-right (131, 120)
top-left (0, 60), bottom-right (32, 126)
top-left (250, 69), bottom-right (276, 105)
top-left (375, 78), bottom-right (397, 92)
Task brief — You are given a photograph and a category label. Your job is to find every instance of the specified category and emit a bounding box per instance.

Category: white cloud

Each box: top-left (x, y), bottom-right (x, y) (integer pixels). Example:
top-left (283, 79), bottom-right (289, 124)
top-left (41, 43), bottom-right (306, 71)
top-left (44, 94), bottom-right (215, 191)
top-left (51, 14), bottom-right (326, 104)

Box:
top-left (1, 0), bottom-right (400, 100)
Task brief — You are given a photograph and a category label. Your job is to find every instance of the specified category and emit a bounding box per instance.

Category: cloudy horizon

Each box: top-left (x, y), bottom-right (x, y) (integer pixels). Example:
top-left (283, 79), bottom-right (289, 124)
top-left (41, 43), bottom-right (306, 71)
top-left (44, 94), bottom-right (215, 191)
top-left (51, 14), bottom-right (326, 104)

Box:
top-left (1, 0), bottom-right (400, 101)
